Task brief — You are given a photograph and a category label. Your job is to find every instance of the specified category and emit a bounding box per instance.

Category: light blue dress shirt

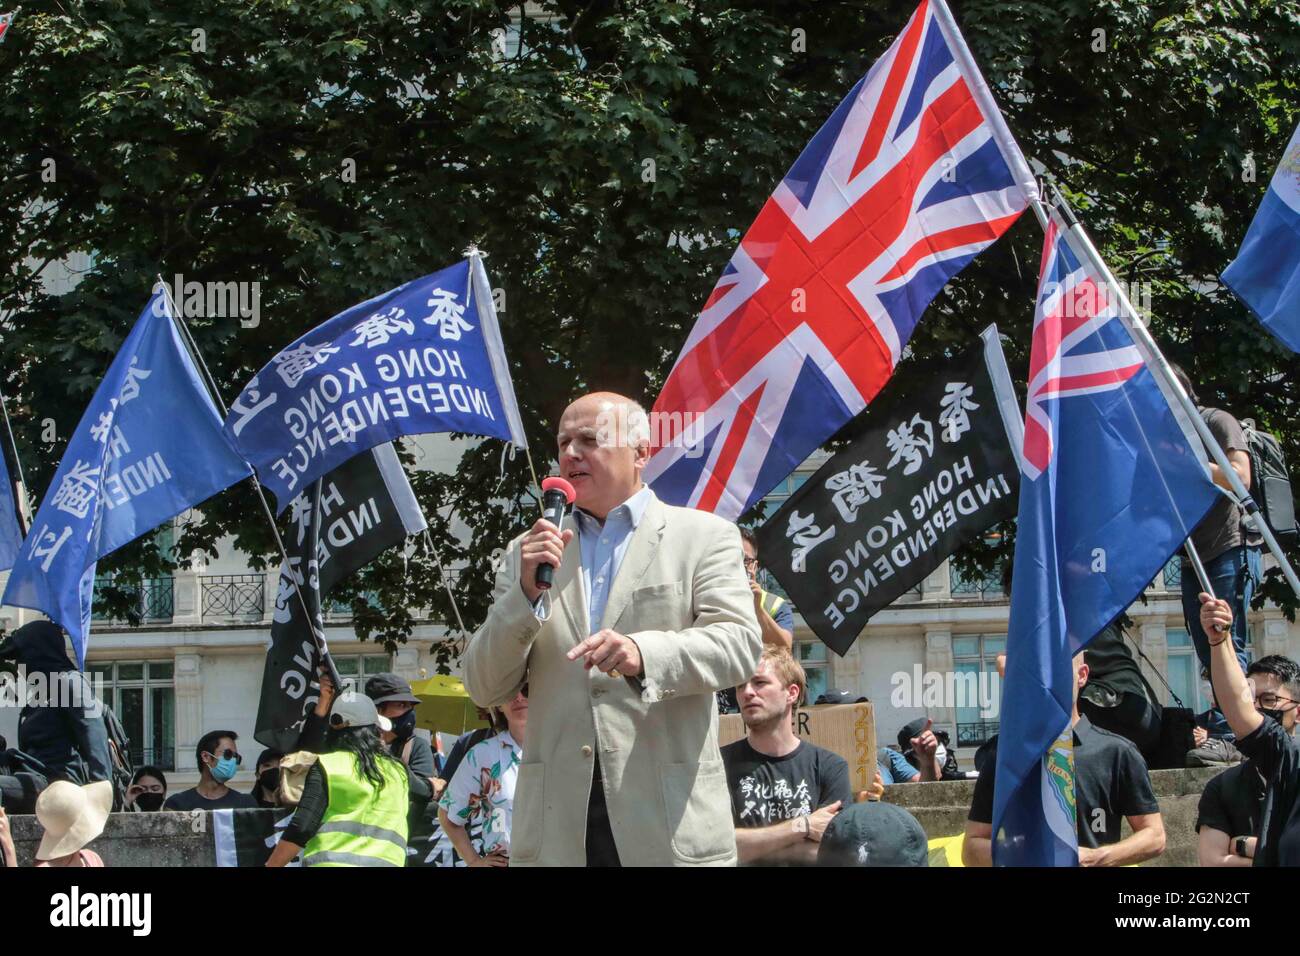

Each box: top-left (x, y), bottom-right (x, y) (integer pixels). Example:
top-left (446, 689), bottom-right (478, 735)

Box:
top-left (572, 485), bottom-right (654, 634)
top-left (531, 485), bottom-right (654, 635)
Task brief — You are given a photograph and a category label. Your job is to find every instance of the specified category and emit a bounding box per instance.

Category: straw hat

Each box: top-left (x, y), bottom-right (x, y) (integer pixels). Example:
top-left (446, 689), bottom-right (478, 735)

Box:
top-left (35, 780), bottom-right (113, 861)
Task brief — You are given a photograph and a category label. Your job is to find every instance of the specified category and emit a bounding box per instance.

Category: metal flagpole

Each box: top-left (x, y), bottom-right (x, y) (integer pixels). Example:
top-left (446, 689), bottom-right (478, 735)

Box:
top-left (1042, 188), bottom-right (1300, 603)
top-left (0, 384), bottom-right (31, 533)
top-left (156, 275), bottom-right (343, 691)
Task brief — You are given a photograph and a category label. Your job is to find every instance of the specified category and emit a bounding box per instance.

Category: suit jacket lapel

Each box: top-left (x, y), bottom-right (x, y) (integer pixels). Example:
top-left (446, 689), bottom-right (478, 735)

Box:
top-left (553, 519), bottom-right (587, 641)
top-left (600, 496), bottom-right (666, 631)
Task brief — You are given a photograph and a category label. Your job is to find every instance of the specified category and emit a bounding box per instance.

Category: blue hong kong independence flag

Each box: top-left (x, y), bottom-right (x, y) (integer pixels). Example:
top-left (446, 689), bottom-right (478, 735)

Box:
top-left (2, 290), bottom-right (252, 667)
top-left (993, 212), bottom-right (1219, 865)
top-left (224, 254), bottom-right (528, 511)
top-left (1221, 120), bottom-right (1300, 353)
top-left (0, 443), bottom-right (21, 572)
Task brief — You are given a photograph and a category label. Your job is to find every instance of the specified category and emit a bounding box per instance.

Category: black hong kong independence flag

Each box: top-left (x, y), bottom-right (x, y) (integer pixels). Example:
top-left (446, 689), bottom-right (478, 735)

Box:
top-left (756, 326), bottom-right (1023, 655)
top-left (255, 441), bottom-right (426, 752)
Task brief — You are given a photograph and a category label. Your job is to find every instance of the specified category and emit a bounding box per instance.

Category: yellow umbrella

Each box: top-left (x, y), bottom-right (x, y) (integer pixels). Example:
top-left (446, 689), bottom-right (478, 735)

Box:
top-left (410, 674), bottom-right (489, 736)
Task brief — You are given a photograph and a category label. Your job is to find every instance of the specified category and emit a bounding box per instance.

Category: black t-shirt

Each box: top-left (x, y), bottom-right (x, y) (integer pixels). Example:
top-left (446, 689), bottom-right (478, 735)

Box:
top-left (1196, 761), bottom-right (1266, 839)
top-left (163, 786), bottom-right (259, 812)
top-left (1235, 718), bottom-right (1300, 866)
top-left (969, 716), bottom-right (1160, 847)
top-left (721, 738), bottom-right (851, 826)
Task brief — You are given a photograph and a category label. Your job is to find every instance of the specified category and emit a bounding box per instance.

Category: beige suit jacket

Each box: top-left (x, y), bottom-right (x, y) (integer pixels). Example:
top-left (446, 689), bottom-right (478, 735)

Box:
top-left (463, 492), bottom-right (763, 866)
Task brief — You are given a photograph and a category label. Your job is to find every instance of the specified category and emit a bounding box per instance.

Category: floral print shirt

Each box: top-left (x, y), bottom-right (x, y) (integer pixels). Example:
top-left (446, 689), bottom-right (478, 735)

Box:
top-left (438, 730), bottom-right (521, 854)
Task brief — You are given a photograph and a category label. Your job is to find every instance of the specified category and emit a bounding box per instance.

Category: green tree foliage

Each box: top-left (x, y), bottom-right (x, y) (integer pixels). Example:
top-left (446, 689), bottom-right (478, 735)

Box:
top-left (1, 0), bottom-right (1298, 664)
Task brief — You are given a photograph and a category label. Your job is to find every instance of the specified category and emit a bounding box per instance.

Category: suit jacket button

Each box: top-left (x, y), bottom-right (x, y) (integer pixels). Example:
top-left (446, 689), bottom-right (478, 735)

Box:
top-left (581, 745), bottom-right (593, 757)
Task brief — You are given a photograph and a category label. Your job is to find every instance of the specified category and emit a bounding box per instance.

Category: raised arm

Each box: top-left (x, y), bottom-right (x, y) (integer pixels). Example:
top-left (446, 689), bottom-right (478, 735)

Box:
top-left (1201, 594), bottom-right (1263, 740)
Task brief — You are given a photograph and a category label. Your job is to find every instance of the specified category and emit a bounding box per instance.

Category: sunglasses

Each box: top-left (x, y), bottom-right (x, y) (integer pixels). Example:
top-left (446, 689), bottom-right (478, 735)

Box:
top-left (205, 749), bottom-right (242, 765)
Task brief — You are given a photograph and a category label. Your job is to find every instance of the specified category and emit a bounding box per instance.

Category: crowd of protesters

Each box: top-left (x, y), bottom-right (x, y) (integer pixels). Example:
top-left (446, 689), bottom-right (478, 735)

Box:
top-left (0, 390), bottom-right (1297, 867)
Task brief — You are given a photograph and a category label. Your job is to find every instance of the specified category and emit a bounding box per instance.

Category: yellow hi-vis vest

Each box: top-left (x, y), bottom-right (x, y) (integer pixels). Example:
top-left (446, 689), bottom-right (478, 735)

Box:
top-left (302, 751), bottom-right (410, 867)
top-left (760, 589), bottom-right (786, 619)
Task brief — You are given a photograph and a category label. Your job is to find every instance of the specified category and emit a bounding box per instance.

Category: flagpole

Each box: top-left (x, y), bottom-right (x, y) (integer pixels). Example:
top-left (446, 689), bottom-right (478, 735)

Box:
top-left (1043, 189), bottom-right (1300, 602)
top-left (155, 276), bottom-right (344, 692)
top-left (0, 385), bottom-right (31, 534)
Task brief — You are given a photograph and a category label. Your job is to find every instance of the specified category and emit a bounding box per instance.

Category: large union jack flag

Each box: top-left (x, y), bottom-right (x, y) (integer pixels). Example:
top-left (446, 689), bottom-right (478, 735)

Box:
top-left (645, 0), bottom-right (1037, 520)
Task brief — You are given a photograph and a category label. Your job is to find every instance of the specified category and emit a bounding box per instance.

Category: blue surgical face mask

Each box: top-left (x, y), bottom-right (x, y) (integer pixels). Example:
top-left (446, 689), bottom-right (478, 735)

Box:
top-left (211, 756), bottom-right (239, 783)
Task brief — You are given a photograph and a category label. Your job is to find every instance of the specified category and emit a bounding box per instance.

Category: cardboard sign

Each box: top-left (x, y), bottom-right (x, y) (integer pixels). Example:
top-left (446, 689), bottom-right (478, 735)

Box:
top-left (720, 702), bottom-right (877, 795)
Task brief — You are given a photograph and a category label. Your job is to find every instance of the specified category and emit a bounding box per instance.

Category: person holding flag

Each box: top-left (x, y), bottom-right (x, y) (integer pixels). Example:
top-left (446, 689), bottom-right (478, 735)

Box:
top-left (986, 202), bottom-right (1220, 866)
top-left (2, 288), bottom-right (252, 667)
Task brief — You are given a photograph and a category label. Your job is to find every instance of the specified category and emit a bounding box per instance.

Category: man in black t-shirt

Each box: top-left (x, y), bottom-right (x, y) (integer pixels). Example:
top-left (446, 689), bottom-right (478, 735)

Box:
top-left (721, 647), bottom-right (851, 865)
top-left (1194, 656), bottom-right (1294, 865)
top-left (963, 653), bottom-right (1165, 866)
top-left (163, 729), bottom-right (259, 812)
top-left (1201, 592), bottom-right (1300, 866)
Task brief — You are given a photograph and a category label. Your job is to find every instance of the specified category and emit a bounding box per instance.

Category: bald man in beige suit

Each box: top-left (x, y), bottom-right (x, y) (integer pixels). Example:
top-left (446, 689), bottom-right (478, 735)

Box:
top-left (464, 392), bottom-right (763, 866)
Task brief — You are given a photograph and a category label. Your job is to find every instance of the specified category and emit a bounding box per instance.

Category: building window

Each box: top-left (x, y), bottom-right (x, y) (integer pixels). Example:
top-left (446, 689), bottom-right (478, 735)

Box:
top-left (336, 654), bottom-right (395, 693)
top-left (87, 661), bottom-right (175, 771)
top-left (952, 635), bottom-right (1004, 746)
top-left (1167, 625), bottom-right (1256, 712)
top-left (796, 641), bottom-right (829, 705)
top-left (1161, 559), bottom-right (1182, 591)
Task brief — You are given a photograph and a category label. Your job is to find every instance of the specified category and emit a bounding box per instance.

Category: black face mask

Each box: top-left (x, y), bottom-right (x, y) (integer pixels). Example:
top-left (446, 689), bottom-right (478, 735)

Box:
top-left (258, 768), bottom-right (281, 794)
top-left (1261, 707), bottom-right (1289, 728)
top-left (391, 709), bottom-right (417, 739)
top-left (134, 792), bottom-right (166, 812)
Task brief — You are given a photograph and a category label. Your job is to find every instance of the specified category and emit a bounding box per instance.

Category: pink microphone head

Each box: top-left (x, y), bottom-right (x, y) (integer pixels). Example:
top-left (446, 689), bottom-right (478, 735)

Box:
top-left (541, 476), bottom-right (576, 504)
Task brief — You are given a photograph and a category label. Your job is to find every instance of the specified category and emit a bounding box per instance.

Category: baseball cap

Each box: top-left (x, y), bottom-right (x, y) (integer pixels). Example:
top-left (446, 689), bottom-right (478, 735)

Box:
top-left (365, 672), bottom-right (421, 706)
top-left (329, 692), bottom-right (392, 732)
top-left (897, 717), bottom-right (929, 753)
top-left (817, 802), bottom-right (929, 867)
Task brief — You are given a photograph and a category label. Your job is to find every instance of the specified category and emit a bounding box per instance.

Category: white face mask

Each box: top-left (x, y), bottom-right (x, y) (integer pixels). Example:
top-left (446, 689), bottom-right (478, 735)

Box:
top-left (934, 744), bottom-right (948, 764)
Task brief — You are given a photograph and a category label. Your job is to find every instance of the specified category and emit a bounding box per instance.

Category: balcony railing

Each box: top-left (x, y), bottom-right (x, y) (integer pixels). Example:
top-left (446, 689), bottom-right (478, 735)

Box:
top-left (1161, 558), bottom-right (1182, 591)
top-left (200, 574), bottom-right (265, 620)
top-left (128, 747), bottom-right (176, 773)
top-left (957, 720), bottom-right (1000, 747)
top-left (91, 576), bottom-right (175, 623)
top-left (950, 565), bottom-right (1003, 599)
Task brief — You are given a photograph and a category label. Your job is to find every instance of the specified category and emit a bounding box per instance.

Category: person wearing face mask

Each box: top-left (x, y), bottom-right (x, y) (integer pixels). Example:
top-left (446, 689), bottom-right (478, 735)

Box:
top-left (1195, 658), bottom-right (1298, 865)
top-left (1201, 594), bottom-right (1300, 866)
top-left (250, 750), bottom-right (285, 809)
top-left (126, 766), bottom-right (168, 812)
top-left (365, 673), bottom-right (436, 828)
top-left (897, 718), bottom-right (963, 781)
top-left (162, 730), bottom-right (258, 811)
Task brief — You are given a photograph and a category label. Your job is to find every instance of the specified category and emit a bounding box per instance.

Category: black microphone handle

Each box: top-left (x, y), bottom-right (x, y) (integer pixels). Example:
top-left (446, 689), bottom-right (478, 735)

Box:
top-left (535, 489), bottom-right (568, 591)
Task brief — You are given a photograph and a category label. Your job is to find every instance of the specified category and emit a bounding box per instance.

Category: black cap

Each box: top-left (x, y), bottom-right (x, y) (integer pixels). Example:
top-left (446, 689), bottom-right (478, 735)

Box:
top-left (814, 689), bottom-right (870, 706)
top-left (898, 717), bottom-right (929, 753)
top-left (255, 748), bottom-right (285, 770)
top-left (364, 673), bottom-right (420, 706)
top-left (817, 802), bottom-right (929, 867)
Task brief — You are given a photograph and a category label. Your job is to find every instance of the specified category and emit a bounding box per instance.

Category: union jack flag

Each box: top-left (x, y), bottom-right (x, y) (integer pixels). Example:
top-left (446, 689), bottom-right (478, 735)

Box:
top-left (1022, 217), bottom-right (1145, 479)
top-left (645, 0), bottom-right (1037, 520)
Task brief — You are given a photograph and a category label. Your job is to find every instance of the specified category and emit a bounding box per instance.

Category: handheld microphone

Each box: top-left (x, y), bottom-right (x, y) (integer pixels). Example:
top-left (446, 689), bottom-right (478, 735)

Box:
top-left (536, 476), bottom-right (576, 591)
